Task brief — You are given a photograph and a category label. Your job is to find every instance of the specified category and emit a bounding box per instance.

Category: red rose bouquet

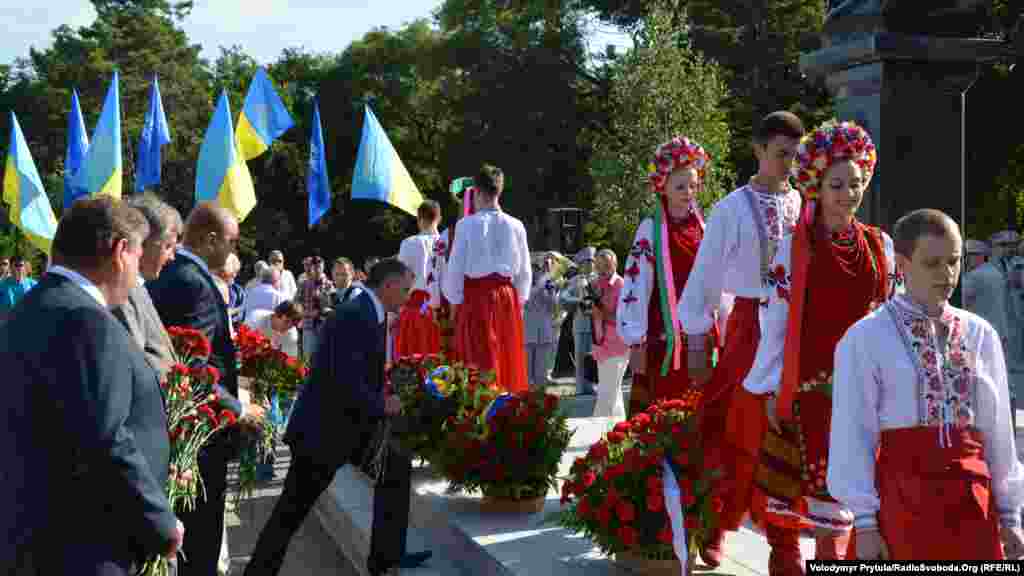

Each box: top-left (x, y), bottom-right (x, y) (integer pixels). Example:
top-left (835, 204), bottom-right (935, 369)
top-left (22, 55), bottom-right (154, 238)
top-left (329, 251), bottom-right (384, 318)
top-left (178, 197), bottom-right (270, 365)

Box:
top-left (140, 328), bottom-right (234, 576)
top-left (434, 389), bottom-right (570, 501)
top-left (554, 395), bottom-right (721, 561)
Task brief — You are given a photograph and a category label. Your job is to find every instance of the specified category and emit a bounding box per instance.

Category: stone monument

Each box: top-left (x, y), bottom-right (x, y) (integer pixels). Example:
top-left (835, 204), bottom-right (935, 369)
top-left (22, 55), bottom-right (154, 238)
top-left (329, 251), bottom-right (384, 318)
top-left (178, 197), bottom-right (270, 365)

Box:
top-left (802, 0), bottom-right (1018, 241)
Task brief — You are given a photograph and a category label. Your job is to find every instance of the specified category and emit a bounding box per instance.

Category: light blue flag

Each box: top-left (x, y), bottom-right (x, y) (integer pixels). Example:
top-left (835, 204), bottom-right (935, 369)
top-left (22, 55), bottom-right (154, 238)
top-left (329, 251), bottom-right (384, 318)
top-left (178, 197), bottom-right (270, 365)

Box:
top-left (135, 75), bottom-right (172, 192)
top-left (236, 67), bottom-right (295, 160)
top-left (69, 71), bottom-right (123, 201)
top-left (307, 98), bottom-right (330, 228)
top-left (63, 88), bottom-right (89, 210)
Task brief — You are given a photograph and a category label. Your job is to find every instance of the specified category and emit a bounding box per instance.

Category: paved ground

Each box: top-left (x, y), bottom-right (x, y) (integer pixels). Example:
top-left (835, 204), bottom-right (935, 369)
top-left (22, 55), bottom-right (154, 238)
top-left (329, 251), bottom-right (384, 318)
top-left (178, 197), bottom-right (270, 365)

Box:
top-left (224, 448), bottom-right (359, 575)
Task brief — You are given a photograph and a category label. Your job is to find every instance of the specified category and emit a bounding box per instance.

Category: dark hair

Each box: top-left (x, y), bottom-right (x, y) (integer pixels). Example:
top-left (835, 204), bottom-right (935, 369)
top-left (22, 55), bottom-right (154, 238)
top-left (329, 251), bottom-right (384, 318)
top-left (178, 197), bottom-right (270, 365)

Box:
top-left (366, 257), bottom-right (410, 288)
top-left (273, 300), bottom-right (304, 322)
top-left (893, 209), bottom-right (960, 258)
top-left (53, 197), bottom-right (149, 270)
top-left (334, 256), bottom-right (353, 269)
top-left (10, 255), bottom-right (24, 265)
top-left (417, 200), bottom-right (441, 222)
top-left (475, 164), bottom-right (504, 198)
top-left (754, 111), bottom-right (805, 144)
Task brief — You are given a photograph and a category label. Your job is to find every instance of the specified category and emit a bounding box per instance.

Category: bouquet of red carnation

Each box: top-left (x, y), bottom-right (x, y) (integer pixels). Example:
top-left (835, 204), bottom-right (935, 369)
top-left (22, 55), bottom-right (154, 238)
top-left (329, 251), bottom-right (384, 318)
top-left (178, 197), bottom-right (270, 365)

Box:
top-left (386, 353), bottom-right (451, 459)
top-left (433, 389), bottom-right (570, 502)
top-left (553, 394), bottom-right (721, 563)
top-left (140, 329), bottom-right (234, 576)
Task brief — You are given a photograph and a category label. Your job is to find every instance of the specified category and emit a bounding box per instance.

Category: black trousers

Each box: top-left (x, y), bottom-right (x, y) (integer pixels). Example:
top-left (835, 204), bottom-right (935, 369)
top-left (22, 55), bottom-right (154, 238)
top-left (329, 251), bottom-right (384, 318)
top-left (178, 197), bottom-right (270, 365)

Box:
top-left (242, 450), bottom-right (337, 576)
top-left (177, 445), bottom-right (229, 576)
top-left (242, 440), bottom-right (413, 576)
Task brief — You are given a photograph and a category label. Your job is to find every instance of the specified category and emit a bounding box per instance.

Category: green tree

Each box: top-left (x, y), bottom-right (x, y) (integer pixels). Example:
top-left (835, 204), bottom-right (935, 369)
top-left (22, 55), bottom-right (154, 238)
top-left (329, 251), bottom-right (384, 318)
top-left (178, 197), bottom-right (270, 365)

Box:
top-left (585, 3), bottom-right (732, 255)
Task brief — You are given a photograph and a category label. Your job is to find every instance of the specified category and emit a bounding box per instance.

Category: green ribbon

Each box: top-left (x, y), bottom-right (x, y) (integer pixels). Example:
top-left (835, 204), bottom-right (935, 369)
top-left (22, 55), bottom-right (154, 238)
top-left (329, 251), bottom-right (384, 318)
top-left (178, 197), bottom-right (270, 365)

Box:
top-left (653, 200), bottom-right (675, 377)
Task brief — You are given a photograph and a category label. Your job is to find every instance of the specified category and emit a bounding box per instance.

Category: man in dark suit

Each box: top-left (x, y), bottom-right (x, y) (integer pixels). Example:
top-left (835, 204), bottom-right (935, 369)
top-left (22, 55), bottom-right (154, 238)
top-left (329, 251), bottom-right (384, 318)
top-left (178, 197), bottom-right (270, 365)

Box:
top-left (0, 197), bottom-right (183, 575)
top-left (244, 258), bottom-right (431, 576)
top-left (147, 202), bottom-right (265, 576)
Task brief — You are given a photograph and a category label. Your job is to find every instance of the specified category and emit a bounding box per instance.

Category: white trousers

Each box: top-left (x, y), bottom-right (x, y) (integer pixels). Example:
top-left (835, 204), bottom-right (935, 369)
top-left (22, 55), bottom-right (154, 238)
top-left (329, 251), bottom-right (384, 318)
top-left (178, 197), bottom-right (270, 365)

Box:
top-left (593, 355), bottom-right (628, 420)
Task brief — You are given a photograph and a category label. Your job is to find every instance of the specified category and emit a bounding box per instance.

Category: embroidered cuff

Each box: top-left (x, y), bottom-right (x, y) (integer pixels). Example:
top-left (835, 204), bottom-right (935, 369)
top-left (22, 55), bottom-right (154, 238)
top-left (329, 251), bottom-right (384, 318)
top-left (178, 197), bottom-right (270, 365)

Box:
top-left (687, 333), bottom-right (706, 351)
top-left (999, 509), bottom-right (1021, 529)
top-left (853, 514), bottom-right (878, 530)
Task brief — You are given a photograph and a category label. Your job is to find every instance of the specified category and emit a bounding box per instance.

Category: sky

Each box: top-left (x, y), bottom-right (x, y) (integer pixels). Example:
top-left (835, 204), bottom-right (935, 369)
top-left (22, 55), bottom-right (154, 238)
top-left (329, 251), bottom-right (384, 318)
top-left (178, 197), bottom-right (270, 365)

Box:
top-left (0, 0), bottom-right (633, 66)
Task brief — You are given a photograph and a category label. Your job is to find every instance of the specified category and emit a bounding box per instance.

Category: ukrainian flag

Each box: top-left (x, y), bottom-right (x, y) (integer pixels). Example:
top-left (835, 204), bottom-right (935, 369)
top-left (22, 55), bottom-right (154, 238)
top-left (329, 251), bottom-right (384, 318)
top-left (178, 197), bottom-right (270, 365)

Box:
top-left (3, 112), bottom-right (58, 254)
top-left (196, 91), bottom-right (257, 222)
top-left (235, 67), bottom-right (294, 161)
top-left (69, 71), bottom-right (122, 201)
top-left (351, 105), bottom-right (424, 216)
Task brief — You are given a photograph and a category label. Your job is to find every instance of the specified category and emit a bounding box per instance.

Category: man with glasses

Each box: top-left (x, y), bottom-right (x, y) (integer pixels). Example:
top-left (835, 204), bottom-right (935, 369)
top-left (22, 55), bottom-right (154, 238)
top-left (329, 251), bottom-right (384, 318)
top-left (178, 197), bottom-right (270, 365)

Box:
top-left (0, 256), bottom-right (38, 324)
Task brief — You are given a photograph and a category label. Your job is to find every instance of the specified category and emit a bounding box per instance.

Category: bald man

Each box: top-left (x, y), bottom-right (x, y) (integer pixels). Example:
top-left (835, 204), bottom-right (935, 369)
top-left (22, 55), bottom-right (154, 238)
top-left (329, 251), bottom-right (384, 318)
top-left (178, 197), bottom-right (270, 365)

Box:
top-left (148, 202), bottom-right (265, 576)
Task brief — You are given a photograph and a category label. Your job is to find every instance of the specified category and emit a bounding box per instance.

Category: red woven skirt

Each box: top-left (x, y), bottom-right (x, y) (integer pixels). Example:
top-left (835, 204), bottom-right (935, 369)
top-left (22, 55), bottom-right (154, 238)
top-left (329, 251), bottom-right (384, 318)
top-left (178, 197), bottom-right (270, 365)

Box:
top-left (395, 289), bottom-right (441, 358)
top-left (454, 274), bottom-right (528, 393)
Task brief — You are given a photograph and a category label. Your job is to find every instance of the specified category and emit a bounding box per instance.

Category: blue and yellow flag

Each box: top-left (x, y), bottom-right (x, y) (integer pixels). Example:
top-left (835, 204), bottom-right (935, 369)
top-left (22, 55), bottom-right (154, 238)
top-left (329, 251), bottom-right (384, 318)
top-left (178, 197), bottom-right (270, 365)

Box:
top-left (236, 67), bottom-right (294, 161)
top-left (134, 75), bottom-right (172, 192)
top-left (63, 88), bottom-right (89, 210)
top-left (4, 112), bottom-right (58, 254)
top-left (351, 105), bottom-right (424, 216)
top-left (307, 99), bottom-right (330, 228)
top-left (196, 91), bottom-right (256, 222)
top-left (69, 71), bottom-right (122, 201)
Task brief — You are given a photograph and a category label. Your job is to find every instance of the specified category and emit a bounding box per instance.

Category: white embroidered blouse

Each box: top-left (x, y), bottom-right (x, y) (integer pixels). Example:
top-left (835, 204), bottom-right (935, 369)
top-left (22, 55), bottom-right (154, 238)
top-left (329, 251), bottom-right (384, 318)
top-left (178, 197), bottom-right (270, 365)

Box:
top-left (442, 209), bottom-right (532, 305)
top-left (678, 183), bottom-right (801, 346)
top-left (828, 295), bottom-right (1024, 529)
top-left (398, 232), bottom-right (441, 307)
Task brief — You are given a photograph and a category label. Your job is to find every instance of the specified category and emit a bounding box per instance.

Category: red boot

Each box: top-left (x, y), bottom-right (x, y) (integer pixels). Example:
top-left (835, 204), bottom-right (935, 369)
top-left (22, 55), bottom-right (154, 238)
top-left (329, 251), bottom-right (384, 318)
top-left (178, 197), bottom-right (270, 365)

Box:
top-left (766, 525), bottom-right (804, 576)
top-left (814, 531), bottom-right (851, 560)
top-left (699, 527), bottom-right (725, 568)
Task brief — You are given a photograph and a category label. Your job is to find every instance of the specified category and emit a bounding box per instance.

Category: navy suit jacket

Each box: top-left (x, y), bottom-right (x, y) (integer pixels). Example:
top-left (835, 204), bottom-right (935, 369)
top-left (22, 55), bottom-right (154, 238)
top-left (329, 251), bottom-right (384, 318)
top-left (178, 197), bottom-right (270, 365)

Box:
top-left (147, 252), bottom-right (243, 434)
top-left (0, 273), bottom-right (177, 570)
top-left (285, 291), bottom-right (386, 469)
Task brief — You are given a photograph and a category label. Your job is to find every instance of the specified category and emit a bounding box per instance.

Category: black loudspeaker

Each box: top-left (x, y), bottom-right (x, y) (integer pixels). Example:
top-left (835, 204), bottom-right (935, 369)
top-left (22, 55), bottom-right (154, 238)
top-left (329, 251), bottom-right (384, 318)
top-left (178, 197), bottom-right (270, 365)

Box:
top-left (546, 208), bottom-right (585, 254)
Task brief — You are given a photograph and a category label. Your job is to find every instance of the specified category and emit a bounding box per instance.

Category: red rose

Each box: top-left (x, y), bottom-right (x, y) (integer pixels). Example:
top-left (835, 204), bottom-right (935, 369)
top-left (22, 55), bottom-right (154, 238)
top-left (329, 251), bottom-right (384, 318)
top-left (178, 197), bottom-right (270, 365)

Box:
top-left (646, 475), bottom-right (662, 493)
top-left (682, 491), bottom-right (696, 507)
top-left (613, 421), bottom-right (632, 434)
top-left (657, 525), bottom-right (674, 544)
top-left (595, 504), bottom-right (612, 527)
top-left (711, 497), bottom-right (724, 514)
top-left (684, 516), bottom-right (699, 530)
top-left (605, 487), bottom-right (620, 508)
top-left (607, 431), bottom-right (626, 445)
top-left (544, 394), bottom-right (559, 413)
top-left (674, 452), bottom-right (688, 467)
top-left (204, 365), bottom-right (221, 385)
top-left (577, 497), bottom-right (592, 518)
top-left (587, 441), bottom-right (609, 462)
top-left (615, 500), bottom-right (635, 523)
top-left (220, 409), bottom-right (238, 427)
top-left (606, 463), bottom-right (626, 480)
top-left (617, 525), bottom-right (639, 547)
top-left (647, 491), bottom-right (664, 512)
top-left (582, 471), bottom-right (597, 488)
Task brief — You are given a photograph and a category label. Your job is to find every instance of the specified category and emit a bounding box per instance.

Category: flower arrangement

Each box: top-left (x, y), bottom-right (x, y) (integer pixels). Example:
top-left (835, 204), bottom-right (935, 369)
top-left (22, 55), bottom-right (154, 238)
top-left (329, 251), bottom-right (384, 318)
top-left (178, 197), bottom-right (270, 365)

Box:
top-left (434, 389), bottom-right (570, 502)
top-left (386, 353), bottom-right (456, 459)
top-left (233, 324), bottom-right (308, 500)
top-left (792, 119), bottom-right (877, 199)
top-left (647, 136), bottom-right (710, 193)
top-left (140, 328), bottom-right (234, 576)
top-left (553, 395), bottom-right (721, 562)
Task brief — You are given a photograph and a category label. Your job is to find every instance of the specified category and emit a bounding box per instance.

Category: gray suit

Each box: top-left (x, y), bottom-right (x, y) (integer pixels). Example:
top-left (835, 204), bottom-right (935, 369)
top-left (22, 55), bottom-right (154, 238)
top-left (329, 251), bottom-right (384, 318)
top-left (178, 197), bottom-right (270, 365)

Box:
top-left (113, 282), bottom-right (176, 379)
top-left (525, 274), bottom-right (558, 388)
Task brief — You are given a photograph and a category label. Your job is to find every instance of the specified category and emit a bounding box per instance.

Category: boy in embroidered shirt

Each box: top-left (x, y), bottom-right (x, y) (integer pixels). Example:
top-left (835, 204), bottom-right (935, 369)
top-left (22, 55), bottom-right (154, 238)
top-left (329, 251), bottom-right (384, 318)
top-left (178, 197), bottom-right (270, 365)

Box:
top-left (829, 208), bottom-right (1024, 560)
top-left (395, 200), bottom-right (443, 357)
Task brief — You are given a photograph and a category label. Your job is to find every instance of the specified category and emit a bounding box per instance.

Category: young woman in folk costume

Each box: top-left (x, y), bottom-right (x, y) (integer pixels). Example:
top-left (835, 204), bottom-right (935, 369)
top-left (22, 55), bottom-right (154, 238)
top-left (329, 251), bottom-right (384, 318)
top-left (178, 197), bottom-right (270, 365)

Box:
top-left (618, 136), bottom-right (720, 416)
top-left (678, 111), bottom-right (804, 571)
top-left (435, 177), bottom-right (476, 360)
top-left (395, 200), bottom-right (444, 357)
top-left (743, 120), bottom-right (897, 563)
top-left (442, 165), bottom-right (532, 393)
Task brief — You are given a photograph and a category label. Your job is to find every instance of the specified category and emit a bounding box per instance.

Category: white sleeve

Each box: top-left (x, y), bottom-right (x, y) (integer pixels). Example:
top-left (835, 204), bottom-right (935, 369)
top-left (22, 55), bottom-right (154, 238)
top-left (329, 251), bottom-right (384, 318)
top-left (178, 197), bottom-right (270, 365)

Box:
top-left (397, 237), bottom-right (420, 282)
top-left (882, 232), bottom-right (902, 298)
top-left (680, 197), bottom-right (738, 346)
top-left (513, 221), bottom-right (532, 304)
top-left (617, 219), bottom-right (654, 347)
top-left (743, 239), bottom-right (791, 395)
top-left (976, 324), bottom-right (1024, 527)
top-left (428, 237), bottom-right (443, 308)
top-left (442, 221), bottom-right (467, 305)
top-left (827, 323), bottom-right (882, 529)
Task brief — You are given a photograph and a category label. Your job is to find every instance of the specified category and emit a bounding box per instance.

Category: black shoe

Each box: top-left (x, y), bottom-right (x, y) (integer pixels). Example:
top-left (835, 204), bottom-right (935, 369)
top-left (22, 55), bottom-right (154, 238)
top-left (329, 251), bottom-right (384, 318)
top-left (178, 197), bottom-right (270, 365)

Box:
top-left (398, 550), bottom-right (432, 568)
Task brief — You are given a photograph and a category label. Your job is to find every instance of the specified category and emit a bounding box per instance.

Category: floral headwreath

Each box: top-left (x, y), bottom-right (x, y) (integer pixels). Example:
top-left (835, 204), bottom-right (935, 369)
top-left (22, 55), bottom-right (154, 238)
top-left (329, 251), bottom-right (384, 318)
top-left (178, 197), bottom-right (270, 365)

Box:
top-left (647, 136), bottom-right (710, 194)
top-left (792, 120), bottom-right (877, 199)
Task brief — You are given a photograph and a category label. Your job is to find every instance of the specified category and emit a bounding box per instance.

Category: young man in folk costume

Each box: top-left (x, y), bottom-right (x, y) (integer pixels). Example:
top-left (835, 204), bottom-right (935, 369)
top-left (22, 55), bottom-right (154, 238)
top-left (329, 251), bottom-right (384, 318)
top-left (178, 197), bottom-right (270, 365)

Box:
top-left (617, 136), bottom-right (720, 416)
top-left (434, 177), bottom-right (476, 360)
top-left (442, 165), bottom-right (532, 392)
top-left (829, 209), bottom-right (1024, 560)
top-left (678, 111), bottom-right (805, 571)
top-left (395, 200), bottom-right (443, 357)
top-left (743, 121), bottom-right (897, 562)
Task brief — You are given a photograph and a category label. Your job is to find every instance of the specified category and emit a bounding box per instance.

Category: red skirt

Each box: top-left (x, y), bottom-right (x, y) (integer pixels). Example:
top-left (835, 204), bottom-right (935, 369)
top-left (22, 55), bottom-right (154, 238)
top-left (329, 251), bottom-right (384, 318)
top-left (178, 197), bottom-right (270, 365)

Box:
top-left (454, 274), bottom-right (528, 393)
top-left (395, 290), bottom-right (441, 358)
top-left (878, 426), bottom-right (1003, 560)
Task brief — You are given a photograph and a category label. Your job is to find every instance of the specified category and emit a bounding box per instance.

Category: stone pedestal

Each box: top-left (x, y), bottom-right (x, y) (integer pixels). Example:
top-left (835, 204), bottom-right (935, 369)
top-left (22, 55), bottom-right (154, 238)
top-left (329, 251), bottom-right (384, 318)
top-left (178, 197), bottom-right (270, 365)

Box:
top-left (801, 14), bottom-right (1017, 304)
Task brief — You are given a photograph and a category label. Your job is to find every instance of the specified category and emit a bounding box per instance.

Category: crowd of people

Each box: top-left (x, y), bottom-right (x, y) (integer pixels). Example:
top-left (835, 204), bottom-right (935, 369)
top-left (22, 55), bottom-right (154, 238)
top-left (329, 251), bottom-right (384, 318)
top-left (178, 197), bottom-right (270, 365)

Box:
top-left (3, 109), bottom-right (1024, 576)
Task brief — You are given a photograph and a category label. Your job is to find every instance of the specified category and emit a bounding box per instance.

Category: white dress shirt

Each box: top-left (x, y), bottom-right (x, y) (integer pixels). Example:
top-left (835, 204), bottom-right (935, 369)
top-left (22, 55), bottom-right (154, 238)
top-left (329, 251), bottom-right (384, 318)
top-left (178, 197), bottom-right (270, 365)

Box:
top-left (48, 265), bottom-right (107, 307)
